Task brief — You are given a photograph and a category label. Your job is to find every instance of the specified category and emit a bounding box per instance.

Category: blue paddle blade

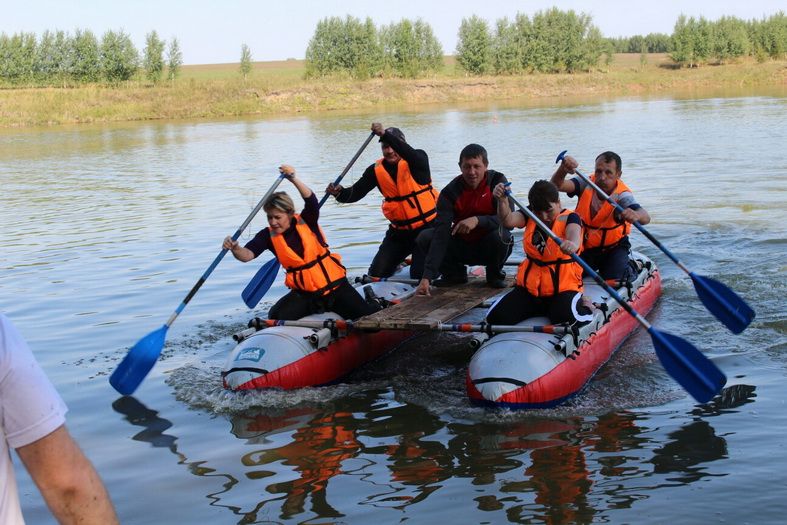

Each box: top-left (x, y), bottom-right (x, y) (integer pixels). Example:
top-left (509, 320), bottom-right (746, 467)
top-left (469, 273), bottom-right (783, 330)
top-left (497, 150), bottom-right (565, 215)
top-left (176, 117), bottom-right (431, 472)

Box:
top-left (241, 259), bottom-right (281, 308)
top-left (649, 327), bottom-right (726, 403)
top-left (109, 325), bottom-right (168, 395)
top-left (690, 272), bottom-right (755, 334)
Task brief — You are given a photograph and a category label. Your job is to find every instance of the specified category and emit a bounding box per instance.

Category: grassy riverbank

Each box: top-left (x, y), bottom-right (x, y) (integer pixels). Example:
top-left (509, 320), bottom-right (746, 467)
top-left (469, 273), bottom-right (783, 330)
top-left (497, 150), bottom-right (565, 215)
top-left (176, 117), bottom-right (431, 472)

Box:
top-left (1, 54), bottom-right (785, 128)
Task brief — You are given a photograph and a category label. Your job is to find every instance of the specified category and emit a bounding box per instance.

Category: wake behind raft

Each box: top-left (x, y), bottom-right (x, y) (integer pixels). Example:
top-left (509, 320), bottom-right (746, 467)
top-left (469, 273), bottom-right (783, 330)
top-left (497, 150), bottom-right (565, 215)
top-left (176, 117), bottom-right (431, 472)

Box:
top-left (222, 252), bottom-right (663, 408)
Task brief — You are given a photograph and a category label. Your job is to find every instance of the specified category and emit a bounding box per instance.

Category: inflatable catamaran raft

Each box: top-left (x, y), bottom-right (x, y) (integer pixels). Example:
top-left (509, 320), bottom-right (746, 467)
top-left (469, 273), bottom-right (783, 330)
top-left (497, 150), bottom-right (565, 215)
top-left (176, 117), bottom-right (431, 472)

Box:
top-left (222, 251), bottom-right (661, 408)
top-left (466, 252), bottom-right (660, 408)
top-left (220, 266), bottom-right (500, 390)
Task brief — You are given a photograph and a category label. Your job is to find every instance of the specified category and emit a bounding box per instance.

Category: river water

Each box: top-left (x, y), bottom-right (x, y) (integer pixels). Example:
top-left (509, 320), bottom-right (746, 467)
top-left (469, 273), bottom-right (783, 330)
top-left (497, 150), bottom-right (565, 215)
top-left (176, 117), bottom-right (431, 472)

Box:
top-left (1, 91), bottom-right (786, 524)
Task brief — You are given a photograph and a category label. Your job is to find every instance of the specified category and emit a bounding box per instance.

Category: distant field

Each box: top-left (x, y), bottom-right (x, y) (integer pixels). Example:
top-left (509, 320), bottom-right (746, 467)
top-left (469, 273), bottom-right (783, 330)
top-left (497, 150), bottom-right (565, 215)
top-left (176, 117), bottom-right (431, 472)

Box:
top-left (179, 57), bottom-right (455, 81)
top-left (181, 58), bottom-right (306, 82)
top-left (1, 54), bottom-right (784, 128)
top-left (178, 54), bottom-right (671, 81)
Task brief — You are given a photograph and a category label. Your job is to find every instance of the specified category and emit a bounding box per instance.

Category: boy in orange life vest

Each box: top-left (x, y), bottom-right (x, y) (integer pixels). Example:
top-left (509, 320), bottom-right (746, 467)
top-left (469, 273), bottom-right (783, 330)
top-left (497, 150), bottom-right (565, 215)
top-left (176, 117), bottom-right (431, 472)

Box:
top-left (414, 144), bottom-right (513, 296)
top-left (325, 122), bottom-right (436, 279)
top-left (485, 180), bottom-right (594, 326)
top-left (223, 165), bottom-right (380, 321)
top-left (551, 152), bottom-right (651, 282)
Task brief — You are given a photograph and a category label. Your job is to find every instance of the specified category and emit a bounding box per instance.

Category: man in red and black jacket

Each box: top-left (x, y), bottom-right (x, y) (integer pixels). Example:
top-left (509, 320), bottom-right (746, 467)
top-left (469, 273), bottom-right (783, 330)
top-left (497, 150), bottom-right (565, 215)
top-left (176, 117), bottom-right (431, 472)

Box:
top-left (415, 144), bottom-right (513, 296)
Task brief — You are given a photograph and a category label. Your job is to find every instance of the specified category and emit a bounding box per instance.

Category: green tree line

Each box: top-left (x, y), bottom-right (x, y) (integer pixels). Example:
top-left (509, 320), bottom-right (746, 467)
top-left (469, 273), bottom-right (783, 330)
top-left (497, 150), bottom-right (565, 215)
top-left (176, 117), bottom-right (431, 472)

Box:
top-left (607, 12), bottom-right (787, 67)
top-left (0, 28), bottom-right (182, 86)
top-left (671, 12), bottom-right (787, 66)
top-left (305, 9), bottom-right (605, 78)
top-left (307, 10), bottom-right (787, 78)
top-left (2, 11), bottom-right (785, 87)
top-left (305, 16), bottom-right (443, 79)
top-left (607, 33), bottom-right (672, 54)
top-left (458, 8), bottom-right (606, 75)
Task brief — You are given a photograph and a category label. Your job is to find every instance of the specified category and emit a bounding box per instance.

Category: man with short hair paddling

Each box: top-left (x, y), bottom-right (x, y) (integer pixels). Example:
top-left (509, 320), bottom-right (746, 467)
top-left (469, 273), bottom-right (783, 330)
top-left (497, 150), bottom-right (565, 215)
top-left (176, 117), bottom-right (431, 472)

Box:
top-left (552, 152), bottom-right (650, 282)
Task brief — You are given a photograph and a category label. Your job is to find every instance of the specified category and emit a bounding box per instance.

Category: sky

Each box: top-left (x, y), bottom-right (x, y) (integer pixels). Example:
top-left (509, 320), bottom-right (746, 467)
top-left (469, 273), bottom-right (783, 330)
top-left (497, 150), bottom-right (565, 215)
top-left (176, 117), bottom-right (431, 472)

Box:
top-left (4, 0), bottom-right (786, 65)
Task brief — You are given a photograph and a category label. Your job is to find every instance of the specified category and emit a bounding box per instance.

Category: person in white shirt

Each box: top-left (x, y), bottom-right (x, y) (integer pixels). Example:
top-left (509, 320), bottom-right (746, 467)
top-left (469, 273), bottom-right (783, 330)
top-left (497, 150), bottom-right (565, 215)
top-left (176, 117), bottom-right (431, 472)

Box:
top-left (1, 313), bottom-right (118, 524)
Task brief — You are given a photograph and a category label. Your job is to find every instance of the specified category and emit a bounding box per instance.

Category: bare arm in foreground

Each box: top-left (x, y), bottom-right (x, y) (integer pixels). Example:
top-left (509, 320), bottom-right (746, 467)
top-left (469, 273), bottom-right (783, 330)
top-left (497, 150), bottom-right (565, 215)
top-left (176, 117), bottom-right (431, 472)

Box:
top-left (17, 425), bottom-right (119, 524)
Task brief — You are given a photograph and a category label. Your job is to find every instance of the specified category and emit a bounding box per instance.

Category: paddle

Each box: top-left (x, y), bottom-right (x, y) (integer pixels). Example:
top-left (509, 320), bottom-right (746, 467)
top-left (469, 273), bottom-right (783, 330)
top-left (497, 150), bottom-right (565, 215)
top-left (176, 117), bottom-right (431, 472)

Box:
top-left (245, 317), bottom-right (574, 335)
top-left (556, 150), bottom-right (755, 334)
top-left (109, 174), bottom-right (287, 395)
top-left (503, 184), bottom-right (726, 403)
top-left (241, 131), bottom-right (377, 308)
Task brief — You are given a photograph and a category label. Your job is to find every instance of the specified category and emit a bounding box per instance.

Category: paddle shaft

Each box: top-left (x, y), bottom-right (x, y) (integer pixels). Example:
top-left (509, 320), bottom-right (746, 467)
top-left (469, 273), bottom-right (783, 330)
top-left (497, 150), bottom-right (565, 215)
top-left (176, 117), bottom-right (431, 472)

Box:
top-left (251, 317), bottom-right (571, 334)
top-left (318, 131), bottom-right (376, 207)
top-left (165, 175), bottom-right (286, 327)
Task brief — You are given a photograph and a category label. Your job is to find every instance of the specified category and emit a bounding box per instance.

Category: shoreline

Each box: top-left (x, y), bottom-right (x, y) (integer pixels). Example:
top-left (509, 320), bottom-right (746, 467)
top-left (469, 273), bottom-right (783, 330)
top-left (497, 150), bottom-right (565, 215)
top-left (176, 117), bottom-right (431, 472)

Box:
top-left (1, 55), bottom-right (785, 128)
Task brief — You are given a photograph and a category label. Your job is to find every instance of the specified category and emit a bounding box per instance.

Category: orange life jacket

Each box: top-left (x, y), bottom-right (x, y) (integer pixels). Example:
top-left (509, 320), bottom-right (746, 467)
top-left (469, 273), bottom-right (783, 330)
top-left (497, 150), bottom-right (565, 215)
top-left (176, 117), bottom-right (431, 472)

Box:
top-left (515, 209), bottom-right (584, 296)
top-left (574, 177), bottom-right (633, 250)
top-left (269, 215), bottom-right (346, 295)
top-left (374, 159), bottom-right (438, 230)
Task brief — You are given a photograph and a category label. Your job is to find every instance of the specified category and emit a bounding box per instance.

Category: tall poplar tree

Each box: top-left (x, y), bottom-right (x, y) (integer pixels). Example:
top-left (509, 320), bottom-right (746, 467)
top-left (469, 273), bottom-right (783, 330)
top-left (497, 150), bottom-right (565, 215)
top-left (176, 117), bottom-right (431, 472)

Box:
top-left (100, 29), bottom-right (138, 83)
top-left (166, 37), bottom-right (183, 83)
top-left (143, 30), bottom-right (165, 83)
top-left (456, 15), bottom-right (492, 75)
top-left (71, 29), bottom-right (100, 82)
top-left (306, 16), bottom-right (382, 79)
top-left (240, 43), bottom-right (252, 80)
top-left (380, 18), bottom-right (443, 78)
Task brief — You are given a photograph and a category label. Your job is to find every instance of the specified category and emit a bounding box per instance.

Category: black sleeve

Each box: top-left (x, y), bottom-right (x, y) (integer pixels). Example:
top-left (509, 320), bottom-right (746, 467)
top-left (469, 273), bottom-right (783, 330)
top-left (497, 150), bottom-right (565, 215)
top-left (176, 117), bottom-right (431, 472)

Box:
top-left (300, 193), bottom-right (320, 229)
top-left (567, 178), bottom-right (581, 198)
top-left (385, 132), bottom-right (431, 185)
top-left (335, 164), bottom-right (378, 203)
top-left (421, 179), bottom-right (459, 281)
top-left (244, 228), bottom-right (272, 258)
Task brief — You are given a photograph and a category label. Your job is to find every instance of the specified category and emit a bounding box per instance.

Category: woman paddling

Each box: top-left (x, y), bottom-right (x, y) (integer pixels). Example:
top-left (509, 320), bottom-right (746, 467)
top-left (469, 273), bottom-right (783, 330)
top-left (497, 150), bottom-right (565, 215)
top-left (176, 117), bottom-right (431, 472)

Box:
top-left (223, 165), bottom-right (380, 320)
top-left (486, 180), bottom-right (594, 326)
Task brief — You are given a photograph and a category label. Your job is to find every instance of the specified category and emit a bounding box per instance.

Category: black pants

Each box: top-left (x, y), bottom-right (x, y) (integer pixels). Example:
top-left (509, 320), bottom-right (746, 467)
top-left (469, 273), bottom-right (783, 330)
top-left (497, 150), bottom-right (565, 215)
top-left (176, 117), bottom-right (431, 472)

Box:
top-left (417, 227), bottom-right (512, 282)
top-left (268, 279), bottom-right (380, 320)
top-left (368, 223), bottom-right (433, 279)
top-left (486, 287), bottom-right (593, 325)
top-left (580, 238), bottom-right (633, 281)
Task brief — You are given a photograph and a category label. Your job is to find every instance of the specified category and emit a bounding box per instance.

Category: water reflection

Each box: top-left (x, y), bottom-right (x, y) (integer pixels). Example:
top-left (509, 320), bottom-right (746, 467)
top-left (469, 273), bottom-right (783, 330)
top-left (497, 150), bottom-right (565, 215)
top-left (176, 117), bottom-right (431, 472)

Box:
top-left (649, 421), bottom-right (727, 484)
top-left (239, 410), bottom-right (360, 520)
top-left (111, 397), bottom-right (242, 515)
top-left (112, 389), bottom-right (748, 524)
top-left (648, 385), bottom-right (755, 485)
top-left (444, 413), bottom-right (647, 524)
top-left (112, 396), bottom-right (180, 452)
top-left (691, 383), bottom-right (757, 417)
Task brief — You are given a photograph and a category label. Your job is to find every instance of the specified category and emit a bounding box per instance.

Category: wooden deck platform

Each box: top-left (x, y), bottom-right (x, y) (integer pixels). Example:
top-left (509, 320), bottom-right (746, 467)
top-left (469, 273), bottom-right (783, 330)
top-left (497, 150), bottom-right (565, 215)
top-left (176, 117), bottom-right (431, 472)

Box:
top-left (353, 274), bottom-right (514, 330)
